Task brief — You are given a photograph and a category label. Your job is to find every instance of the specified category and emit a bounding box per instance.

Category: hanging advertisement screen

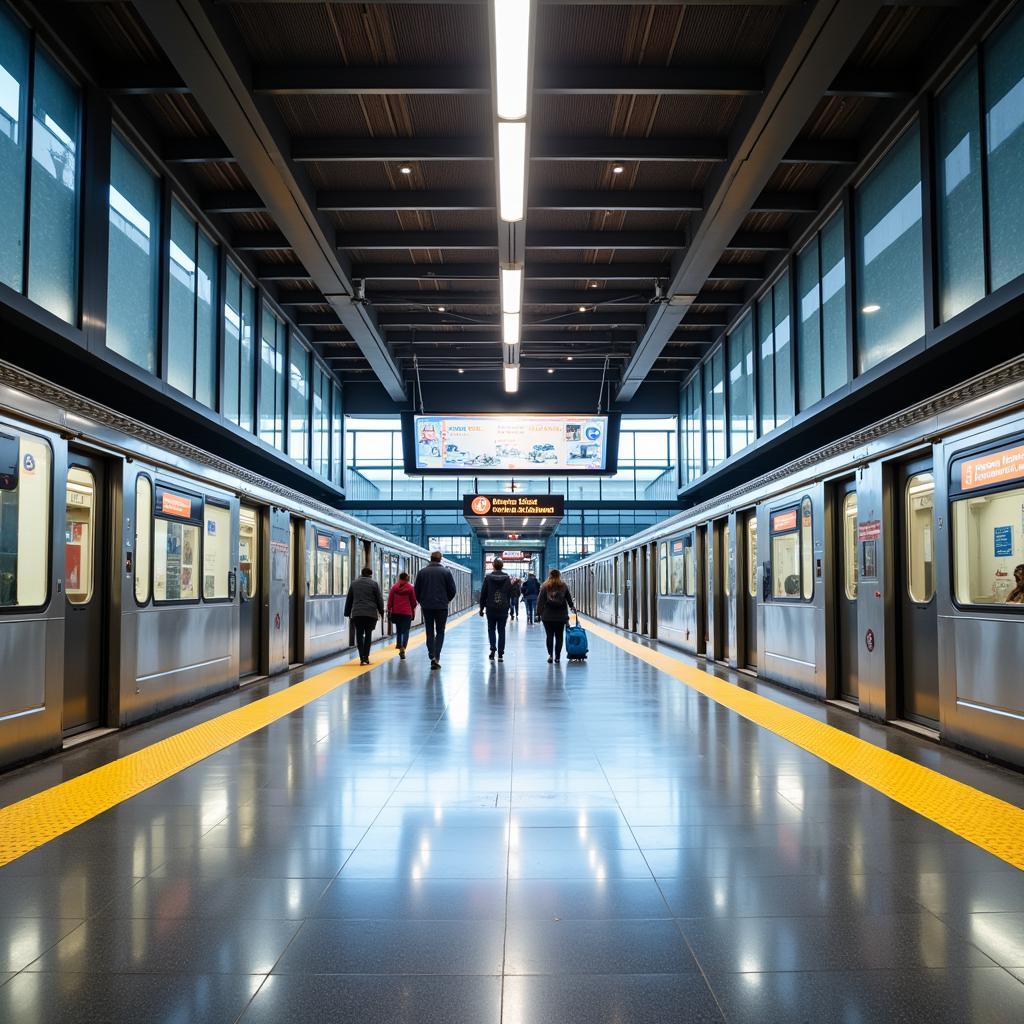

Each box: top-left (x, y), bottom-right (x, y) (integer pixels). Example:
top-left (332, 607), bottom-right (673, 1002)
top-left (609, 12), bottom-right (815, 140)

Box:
top-left (402, 412), bottom-right (621, 475)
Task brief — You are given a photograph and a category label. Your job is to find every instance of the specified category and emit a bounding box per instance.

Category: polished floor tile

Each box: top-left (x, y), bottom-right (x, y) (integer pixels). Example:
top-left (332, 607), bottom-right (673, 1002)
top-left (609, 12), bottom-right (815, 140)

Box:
top-left (1, 616), bottom-right (1020, 1022)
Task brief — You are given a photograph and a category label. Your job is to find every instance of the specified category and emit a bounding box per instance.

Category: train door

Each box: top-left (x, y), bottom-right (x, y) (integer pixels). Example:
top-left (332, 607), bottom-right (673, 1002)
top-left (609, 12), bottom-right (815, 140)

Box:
top-left (238, 504), bottom-right (260, 677)
top-left (707, 519), bottom-right (727, 662)
top-left (696, 524), bottom-right (708, 654)
top-left (836, 480), bottom-right (859, 702)
top-left (741, 511), bottom-right (758, 670)
top-left (622, 551), bottom-right (632, 630)
top-left (63, 452), bottom-right (108, 736)
top-left (896, 460), bottom-right (939, 727)
top-left (288, 517), bottom-right (303, 664)
top-left (639, 545), bottom-right (649, 634)
top-left (630, 548), bottom-right (639, 631)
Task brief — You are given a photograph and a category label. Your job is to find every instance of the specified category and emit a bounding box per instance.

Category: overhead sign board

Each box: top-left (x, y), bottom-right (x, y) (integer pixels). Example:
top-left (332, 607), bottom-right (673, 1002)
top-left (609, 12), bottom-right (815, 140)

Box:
top-left (402, 413), bottom-right (620, 475)
top-left (954, 442), bottom-right (1024, 493)
top-left (463, 494), bottom-right (564, 518)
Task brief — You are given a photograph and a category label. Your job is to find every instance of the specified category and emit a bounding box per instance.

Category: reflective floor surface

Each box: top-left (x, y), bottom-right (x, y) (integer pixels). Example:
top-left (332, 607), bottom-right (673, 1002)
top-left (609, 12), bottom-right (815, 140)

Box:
top-left (1, 618), bottom-right (1023, 1022)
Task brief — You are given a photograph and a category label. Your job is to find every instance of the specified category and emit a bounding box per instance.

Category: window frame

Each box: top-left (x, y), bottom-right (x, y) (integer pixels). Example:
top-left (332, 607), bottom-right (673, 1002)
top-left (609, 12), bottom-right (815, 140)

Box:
top-left (768, 499), bottom-right (813, 602)
top-left (151, 482), bottom-right (204, 606)
top-left (134, 472), bottom-right (153, 606)
top-left (202, 498), bottom-right (233, 603)
top-left (311, 527), bottom-right (338, 598)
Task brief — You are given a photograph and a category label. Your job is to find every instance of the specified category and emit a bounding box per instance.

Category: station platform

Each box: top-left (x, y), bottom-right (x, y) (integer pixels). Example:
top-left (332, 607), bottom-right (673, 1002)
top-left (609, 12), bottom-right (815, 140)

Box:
top-left (0, 615), bottom-right (1022, 1023)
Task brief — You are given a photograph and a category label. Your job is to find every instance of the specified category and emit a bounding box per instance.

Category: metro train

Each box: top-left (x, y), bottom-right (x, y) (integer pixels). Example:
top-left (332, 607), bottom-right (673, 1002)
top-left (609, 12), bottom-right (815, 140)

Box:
top-left (0, 361), bottom-right (471, 773)
top-left (564, 355), bottom-right (1024, 772)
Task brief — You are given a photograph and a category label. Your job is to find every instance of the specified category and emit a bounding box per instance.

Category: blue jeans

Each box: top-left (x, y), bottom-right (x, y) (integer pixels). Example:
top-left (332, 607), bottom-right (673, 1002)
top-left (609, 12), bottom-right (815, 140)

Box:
top-left (486, 609), bottom-right (508, 654)
top-left (391, 614), bottom-right (412, 649)
top-left (524, 597), bottom-right (537, 623)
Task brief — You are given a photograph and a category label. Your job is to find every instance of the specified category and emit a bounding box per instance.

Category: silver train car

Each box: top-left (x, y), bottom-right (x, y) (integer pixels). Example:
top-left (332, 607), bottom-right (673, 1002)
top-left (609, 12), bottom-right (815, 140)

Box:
top-left (565, 355), bottom-right (1024, 772)
top-left (0, 363), bottom-right (471, 772)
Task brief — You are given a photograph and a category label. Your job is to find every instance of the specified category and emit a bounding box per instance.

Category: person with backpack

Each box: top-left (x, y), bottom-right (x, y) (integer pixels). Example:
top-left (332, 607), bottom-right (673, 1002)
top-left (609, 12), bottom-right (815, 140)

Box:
top-left (509, 575), bottom-right (522, 621)
top-left (536, 568), bottom-right (576, 663)
top-left (521, 571), bottom-right (540, 624)
top-left (478, 557), bottom-right (512, 661)
top-left (386, 571), bottom-right (417, 660)
top-left (414, 551), bottom-right (458, 670)
top-left (344, 566), bottom-right (384, 666)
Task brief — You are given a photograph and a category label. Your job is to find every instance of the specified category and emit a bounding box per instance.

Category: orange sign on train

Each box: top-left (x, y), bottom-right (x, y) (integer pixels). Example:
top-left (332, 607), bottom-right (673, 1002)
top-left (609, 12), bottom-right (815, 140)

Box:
top-left (160, 492), bottom-right (193, 519)
top-left (772, 509), bottom-right (798, 532)
top-left (960, 444), bottom-right (1024, 491)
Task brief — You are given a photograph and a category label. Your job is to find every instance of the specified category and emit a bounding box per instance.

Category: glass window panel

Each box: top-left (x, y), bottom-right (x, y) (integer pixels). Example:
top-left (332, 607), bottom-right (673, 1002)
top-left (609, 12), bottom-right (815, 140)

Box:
top-left (704, 346), bottom-right (725, 468)
top-left (134, 475), bottom-right (151, 604)
top-left (659, 541), bottom-right (667, 595)
top-left (801, 496), bottom-right (813, 600)
top-left (820, 211), bottom-right (848, 396)
top-left (223, 262), bottom-right (241, 424)
top-left (684, 537), bottom-right (696, 596)
top-left (259, 303), bottom-right (284, 450)
top-left (723, 524), bottom-right (731, 597)
top-left (797, 239), bottom-right (822, 410)
top-left (331, 385), bottom-right (343, 483)
top-left (758, 294), bottom-right (775, 434)
top-left (107, 136), bottom-right (159, 374)
top-left (728, 313), bottom-right (754, 455)
top-left (195, 231), bottom-right (217, 409)
top-left (843, 492), bottom-right (858, 600)
top-left (0, 5), bottom-right (28, 292)
top-left (772, 530), bottom-right (800, 599)
top-left (239, 505), bottom-right (257, 600)
top-left (64, 466), bottom-right (95, 604)
top-left (855, 124), bottom-right (925, 373)
top-left (289, 336), bottom-right (309, 464)
top-left (28, 50), bottom-right (79, 323)
top-left (746, 516), bottom-right (757, 598)
top-left (154, 519), bottom-right (200, 602)
top-left (314, 532), bottom-right (332, 596)
top-left (0, 432), bottom-right (50, 608)
top-left (985, 7), bottom-right (1024, 291)
top-left (203, 503), bottom-right (230, 600)
top-left (239, 277), bottom-right (255, 432)
top-left (167, 200), bottom-right (196, 396)
top-left (905, 472), bottom-right (934, 603)
top-left (953, 483), bottom-right (1024, 606)
top-left (686, 374), bottom-right (702, 482)
top-left (937, 57), bottom-right (985, 321)
top-left (773, 273), bottom-right (794, 425)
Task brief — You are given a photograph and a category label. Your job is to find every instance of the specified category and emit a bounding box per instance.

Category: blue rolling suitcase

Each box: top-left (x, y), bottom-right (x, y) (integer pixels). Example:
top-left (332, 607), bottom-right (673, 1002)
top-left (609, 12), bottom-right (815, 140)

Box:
top-left (565, 615), bottom-right (588, 662)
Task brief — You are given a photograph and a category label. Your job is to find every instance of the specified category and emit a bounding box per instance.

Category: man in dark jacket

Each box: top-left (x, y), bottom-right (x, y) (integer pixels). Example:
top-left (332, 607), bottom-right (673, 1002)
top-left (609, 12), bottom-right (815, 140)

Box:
top-left (344, 566), bottom-right (384, 666)
top-left (521, 571), bottom-right (541, 625)
top-left (414, 551), bottom-right (458, 670)
top-left (478, 558), bottom-right (512, 661)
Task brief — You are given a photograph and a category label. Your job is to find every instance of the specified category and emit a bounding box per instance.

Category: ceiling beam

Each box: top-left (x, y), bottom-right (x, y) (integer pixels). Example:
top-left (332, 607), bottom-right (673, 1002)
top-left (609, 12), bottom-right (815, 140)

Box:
top-left (618, 0), bottom-right (883, 400)
top-left (130, 0), bottom-right (406, 400)
top-left (357, 287), bottom-right (741, 307)
top-left (351, 263), bottom-right (673, 282)
top-left (375, 312), bottom-right (647, 329)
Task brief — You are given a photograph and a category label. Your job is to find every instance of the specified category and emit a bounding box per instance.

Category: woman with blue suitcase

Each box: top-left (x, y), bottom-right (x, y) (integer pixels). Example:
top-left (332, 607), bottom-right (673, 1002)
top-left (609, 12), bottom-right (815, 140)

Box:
top-left (536, 569), bottom-right (577, 663)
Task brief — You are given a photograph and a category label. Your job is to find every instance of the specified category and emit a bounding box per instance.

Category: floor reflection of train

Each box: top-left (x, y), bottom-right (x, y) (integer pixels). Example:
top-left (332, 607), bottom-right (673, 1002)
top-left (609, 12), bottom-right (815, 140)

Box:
top-left (0, 379), bottom-right (471, 773)
top-left (564, 360), bottom-right (1024, 772)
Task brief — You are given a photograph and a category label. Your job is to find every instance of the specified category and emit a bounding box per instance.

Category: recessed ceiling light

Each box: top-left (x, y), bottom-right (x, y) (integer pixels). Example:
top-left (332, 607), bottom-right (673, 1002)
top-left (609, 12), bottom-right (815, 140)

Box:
top-left (567, 355), bottom-right (574, 361)
top-left (399, 164), bottom-right (412, 175)
top-left (862, 304), bottom-right (881, 314)
top-left (612, 164), bottom-right (624, 174)
top-left (547, 368), bottom-right (554, 374)
top-left (458, 368), bottom-right (465, 374)
top-left (589, 282), bottom-right (598, 288)
top-left (437, 306), bottom-right (446, 313)
top-left (578, 305), bottom-right (587, 313)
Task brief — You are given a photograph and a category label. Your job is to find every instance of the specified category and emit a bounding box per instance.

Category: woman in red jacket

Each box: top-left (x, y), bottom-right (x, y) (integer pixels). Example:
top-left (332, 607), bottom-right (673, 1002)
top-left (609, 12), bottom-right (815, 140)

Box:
top-left (386, 571), bottom-right (418, 659)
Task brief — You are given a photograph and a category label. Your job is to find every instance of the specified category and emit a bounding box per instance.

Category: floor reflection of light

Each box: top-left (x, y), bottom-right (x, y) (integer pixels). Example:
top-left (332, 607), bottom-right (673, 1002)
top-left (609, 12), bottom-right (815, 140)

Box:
top-left (969, 914), bottom-right (1019, 959)
top-left (447, 687), bottom-right (470, 732)
top-left (434, 804), bottom-right (443, 824)
top-left (287, 879), bottom-right (304, 913)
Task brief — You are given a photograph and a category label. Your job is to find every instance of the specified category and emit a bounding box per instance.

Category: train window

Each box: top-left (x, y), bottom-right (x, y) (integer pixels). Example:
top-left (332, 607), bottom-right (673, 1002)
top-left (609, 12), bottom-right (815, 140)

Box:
top-left (905, 473), bottom-right (935, 604)
top-left (770, 505), bottom-right (802, 600)
top-left (288, 520), bottom-right (295, 597)
top-left (801, 498), bottom-right (813, 600)
top-left (153, 486), bottom-right (202, 602)
top-left (332, 536), bottom-right (343, 595)
top-left (952, 481), bottom-right (1024, 607)
top-left (0, 433), bottom-right (50, 609)
top-left (203, 502), bottom-right (231, 600)
top-left (843, 492), bottom-right (858, 600)
top-left (668, 536), bottom-right (687, 596)
top-left (314, 531), bottom-right (333, 596)
top-left (659, 542), bottom-right (668, 595)
top-left (65, 467), bottom-right (96, 605)
top-left (134, 475), bottom-right (152, 604)
top-left (723, 524), bottom-right (732, 597)
top-left (746, 517), bottom-right (757, 598)
top-left (238, 506), bottom-right (258, 600)
top-left (684, 536), bottom-right (696, 597)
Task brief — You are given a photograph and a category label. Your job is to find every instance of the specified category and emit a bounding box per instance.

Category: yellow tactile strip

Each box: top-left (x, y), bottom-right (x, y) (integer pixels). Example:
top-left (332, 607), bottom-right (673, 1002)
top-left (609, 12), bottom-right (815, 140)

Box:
top-left (586, 619), bottom-right (1024, 872)
top-left (0, 612), bottom-right (473, 868)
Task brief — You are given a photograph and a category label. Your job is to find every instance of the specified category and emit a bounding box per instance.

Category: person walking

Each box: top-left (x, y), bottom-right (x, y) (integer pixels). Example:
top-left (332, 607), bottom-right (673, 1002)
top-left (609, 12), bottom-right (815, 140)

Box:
top-left (344, 566), bottom-right (384, 666)
top-left (479, 558), bottom-right (512, 661)
top-left (386, 571), bottom-right (417, 659)
top-left (509, 575), bottom-right (522, 621)
top-left (414, 551), bottom-right (458, 670)
top-left (536, 568), bottom-right (576, 663)
top-left (521, 571), bottom-right (540, 625)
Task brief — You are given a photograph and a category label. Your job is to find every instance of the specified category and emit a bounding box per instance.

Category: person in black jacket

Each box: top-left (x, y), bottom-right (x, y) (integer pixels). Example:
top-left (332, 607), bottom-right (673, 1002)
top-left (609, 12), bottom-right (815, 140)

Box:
top-left (414, 551), bottom-right (458, 670)
top-left (521, 571), bottom-right (540, 625)
top-left (344, 566), bottom-right (384, 666)
top-left (478, 558), bottom-right (512, 661)
top-left (536, 568), bottom-right (576, 663)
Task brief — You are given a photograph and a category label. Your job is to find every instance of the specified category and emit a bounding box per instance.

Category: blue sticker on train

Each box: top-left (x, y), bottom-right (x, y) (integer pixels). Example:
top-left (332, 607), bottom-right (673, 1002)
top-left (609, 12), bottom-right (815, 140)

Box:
top-left (994, 525), bottom-right (1013, 557)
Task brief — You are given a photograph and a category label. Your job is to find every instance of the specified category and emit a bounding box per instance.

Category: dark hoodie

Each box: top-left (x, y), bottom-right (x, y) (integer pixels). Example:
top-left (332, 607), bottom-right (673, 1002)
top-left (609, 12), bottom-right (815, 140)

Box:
top-left (479, 570), bottom-right (512, 614)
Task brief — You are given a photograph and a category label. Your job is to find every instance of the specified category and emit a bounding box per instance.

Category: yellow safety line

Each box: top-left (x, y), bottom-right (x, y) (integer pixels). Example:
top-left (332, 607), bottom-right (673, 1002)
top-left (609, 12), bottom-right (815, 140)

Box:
top-left (0, 612), bottom-right (474, 868)
top-left (585, 618), bottom-right (1024, 871)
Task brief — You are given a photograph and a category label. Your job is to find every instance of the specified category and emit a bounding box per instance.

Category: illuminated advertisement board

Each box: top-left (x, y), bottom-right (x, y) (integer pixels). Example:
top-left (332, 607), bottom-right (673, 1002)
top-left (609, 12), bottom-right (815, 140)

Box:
top-left (402, 413), bottom-right (620, 475)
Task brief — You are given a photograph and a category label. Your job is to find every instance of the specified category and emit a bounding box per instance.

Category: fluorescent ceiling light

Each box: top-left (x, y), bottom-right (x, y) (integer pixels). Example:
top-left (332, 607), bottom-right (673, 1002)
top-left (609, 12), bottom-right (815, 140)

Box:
top-left (503, 364), bottom-right (519, 393)
top-left (503, 311), bottom-right (520, 345)
top-left (501, 267), bottom-right (523, 314)
top-left (498, 121), bottom-right (527, 223)
top-left (493, 0), bottom-right (531, 121)
top-left (862, 304), bottom-right (881, 313)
